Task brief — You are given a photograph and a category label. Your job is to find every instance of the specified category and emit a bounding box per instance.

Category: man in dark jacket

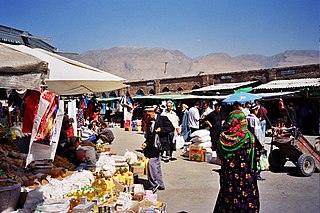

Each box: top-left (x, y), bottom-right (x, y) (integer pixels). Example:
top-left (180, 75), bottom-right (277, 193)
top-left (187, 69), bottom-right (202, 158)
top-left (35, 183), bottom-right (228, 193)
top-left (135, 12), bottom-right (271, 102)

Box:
top-left (141, 105), bottom-right (175, 193)
top-left (204, 103), bottom-right (225, 151)
top-left (98, 122), bottom-right (115, 144)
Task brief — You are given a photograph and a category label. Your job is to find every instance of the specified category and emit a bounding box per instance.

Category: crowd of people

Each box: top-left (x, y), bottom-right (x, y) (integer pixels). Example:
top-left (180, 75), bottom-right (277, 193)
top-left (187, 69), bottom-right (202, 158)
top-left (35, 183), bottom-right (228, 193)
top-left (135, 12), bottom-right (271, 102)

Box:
top-left (139, 99), bottom-right (271, 211)
top-left (54, 97), bottom-right (316, 212)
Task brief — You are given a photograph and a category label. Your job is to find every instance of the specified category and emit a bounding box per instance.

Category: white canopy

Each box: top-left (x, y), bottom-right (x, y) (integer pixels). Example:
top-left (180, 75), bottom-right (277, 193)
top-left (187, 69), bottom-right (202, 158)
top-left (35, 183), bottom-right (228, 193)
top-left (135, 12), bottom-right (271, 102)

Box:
top-left (192, 81), bottom-right (258, 92)
top-left (2, 43), bottom-right (126, 95)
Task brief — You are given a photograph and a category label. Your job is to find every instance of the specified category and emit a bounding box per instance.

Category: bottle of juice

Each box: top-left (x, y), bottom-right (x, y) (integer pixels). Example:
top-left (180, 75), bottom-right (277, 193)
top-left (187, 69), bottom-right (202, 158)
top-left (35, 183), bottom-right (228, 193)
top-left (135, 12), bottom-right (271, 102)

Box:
top-left (127, 173), bottom-right (134, 186)
top-left (120, 173), bottom-right (126, 185)
top-left (145, 158), bottom-right (149, 175)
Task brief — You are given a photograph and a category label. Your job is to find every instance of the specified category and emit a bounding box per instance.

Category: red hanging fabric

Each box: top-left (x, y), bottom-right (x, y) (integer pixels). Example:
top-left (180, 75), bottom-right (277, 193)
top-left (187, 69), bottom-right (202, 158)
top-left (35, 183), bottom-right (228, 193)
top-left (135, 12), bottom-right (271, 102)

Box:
top-left (22, 90), bottom-right (41, 133)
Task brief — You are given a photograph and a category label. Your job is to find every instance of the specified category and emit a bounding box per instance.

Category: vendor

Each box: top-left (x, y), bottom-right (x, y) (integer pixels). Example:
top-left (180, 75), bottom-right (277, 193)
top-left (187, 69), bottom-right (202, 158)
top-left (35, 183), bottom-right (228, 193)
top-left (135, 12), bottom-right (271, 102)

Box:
top-left (56, 116), bottom-right (74, 156)
top-left (58, 136), bottom-right (87, 166)
top-left (81, 123), bottom-right (98, 143)
top-left (98, 122), bottom-right (115, 144)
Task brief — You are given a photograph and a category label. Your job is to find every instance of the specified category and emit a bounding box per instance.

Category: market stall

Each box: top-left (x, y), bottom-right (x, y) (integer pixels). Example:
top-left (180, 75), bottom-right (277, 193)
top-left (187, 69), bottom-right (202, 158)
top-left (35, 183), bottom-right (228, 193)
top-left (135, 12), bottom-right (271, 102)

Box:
top-left (0, 43), bottom-right (126, 162)
top-left (0, 43), bottom-right (168, 212)
top-left (1, 43), bottom-right (126, 96)
top-left (0, 140), bottom-right (167, 212)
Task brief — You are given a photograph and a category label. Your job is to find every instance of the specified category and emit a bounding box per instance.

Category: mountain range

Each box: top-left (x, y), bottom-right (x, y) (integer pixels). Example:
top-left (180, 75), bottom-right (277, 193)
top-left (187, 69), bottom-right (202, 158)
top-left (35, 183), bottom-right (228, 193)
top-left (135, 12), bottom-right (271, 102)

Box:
top-left (67, 47), bottom-right (319, 80)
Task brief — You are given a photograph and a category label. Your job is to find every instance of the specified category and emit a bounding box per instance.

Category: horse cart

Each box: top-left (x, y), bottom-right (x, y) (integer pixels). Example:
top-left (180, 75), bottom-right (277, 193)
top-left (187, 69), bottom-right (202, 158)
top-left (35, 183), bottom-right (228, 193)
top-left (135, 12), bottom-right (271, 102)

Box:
top-left (268, 127), bottom-right (320, 176)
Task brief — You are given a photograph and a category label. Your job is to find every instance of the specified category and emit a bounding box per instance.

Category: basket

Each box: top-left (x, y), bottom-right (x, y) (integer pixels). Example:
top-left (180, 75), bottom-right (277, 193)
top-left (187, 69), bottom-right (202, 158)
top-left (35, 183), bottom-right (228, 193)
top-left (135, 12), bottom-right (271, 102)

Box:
top-left (0, 179), bottom-right (21, 213)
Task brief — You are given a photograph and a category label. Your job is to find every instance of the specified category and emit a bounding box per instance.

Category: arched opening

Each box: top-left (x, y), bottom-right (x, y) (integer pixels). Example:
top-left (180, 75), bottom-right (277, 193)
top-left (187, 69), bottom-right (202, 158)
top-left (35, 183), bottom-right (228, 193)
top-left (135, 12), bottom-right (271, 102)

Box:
top-left (109, 91), bottom-right (117, 97)
top-left (177, 87), bottom-right (183, 91)
top-left (149, 89), bottom-right (156, 95)
top-left (162, 87), bottom-right (170, 93)
top-left (136, 89), bottom-right (145, 96)
top-left (192, 85), bottom-right (200, 90)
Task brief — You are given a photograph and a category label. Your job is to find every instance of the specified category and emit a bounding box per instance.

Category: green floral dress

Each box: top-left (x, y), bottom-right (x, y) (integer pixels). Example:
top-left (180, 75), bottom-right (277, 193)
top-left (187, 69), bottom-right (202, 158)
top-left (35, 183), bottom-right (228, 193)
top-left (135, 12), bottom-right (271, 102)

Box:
top-left (214, 110), bottom-right (260, 213)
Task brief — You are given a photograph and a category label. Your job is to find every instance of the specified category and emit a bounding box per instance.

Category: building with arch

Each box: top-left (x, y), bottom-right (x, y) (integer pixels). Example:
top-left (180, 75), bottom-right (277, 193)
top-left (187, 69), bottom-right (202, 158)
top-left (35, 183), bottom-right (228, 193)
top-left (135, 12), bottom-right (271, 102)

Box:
top-left (117, 64), bottom-right (319, 97)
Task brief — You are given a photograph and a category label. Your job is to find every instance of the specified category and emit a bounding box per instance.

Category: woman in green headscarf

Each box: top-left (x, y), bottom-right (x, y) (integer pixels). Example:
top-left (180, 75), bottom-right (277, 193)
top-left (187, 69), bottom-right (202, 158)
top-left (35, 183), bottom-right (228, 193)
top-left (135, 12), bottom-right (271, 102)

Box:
top-left (213, 109), bottom-right (260, 213)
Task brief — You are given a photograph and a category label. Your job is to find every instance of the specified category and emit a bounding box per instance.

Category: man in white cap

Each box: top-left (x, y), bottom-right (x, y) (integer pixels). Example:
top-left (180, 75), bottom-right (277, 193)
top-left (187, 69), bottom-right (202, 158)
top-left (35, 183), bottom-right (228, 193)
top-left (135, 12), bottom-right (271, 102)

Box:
top-left (161, 100), bottom-right (180, 161)
top-left (246, 103), bottom-right (265, 181)
top-left (141, 106), bottom-right (175, 193)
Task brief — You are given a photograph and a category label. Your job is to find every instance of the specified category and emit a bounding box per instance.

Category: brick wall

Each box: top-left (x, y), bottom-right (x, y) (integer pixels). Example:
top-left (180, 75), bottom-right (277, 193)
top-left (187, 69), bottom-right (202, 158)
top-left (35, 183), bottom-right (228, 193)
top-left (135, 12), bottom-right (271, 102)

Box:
top-left (118, 63), bottom-right (319, 97)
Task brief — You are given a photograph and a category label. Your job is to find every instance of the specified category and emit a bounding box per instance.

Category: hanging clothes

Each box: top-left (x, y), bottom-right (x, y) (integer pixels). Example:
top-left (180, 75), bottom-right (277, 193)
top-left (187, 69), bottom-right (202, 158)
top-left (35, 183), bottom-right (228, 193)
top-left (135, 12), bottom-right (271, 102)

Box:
top-left (22, 90), bottom-right (41, 134)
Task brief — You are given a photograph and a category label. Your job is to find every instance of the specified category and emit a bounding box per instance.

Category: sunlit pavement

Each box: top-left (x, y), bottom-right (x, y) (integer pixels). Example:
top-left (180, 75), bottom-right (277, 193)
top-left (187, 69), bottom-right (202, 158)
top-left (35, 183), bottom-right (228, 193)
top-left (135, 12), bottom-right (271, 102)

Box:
top-left (109, 128), bottom-right (320, 213)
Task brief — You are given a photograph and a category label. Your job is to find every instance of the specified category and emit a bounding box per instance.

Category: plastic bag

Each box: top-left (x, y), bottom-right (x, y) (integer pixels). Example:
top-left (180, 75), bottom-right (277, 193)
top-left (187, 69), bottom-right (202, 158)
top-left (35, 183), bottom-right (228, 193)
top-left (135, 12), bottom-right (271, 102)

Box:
top-left (175, 135), bottom-right (185, 149)
top-left (124, 150), bottom-right (138, 164)
top-left (258, 152), bottom-right (269, 171)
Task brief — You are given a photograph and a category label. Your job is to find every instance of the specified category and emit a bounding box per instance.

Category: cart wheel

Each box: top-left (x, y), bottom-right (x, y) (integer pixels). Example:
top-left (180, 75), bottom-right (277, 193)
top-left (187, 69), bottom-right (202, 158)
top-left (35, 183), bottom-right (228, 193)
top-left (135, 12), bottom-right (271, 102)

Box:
top-left (268, 149), bottom-right (286, 171)
top-left (297, 154), bottom-right (315, 177)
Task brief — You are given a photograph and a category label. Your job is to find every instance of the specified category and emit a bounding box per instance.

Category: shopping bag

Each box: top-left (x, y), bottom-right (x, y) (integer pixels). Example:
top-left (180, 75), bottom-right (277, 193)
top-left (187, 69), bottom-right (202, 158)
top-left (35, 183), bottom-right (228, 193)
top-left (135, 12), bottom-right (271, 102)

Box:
top-left (258, 151), bottom-right (269, 171)
top-left (154, 134), bottom-right (161, 150)
top-left (175, 135), bottom-right (185, 149)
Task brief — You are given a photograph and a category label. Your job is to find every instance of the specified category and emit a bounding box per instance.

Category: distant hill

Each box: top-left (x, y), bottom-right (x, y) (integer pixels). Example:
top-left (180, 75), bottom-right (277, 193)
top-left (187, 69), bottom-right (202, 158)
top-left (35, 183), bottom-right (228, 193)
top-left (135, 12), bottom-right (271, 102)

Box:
top-left (67, 48), bottom-right (319, 80)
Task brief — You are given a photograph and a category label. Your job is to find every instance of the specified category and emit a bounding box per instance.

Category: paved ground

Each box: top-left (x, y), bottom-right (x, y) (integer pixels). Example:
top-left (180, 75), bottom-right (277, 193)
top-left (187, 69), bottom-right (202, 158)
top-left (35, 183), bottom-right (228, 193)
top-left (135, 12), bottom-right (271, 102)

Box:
top-left (108, 127), bottom-right (320, 213)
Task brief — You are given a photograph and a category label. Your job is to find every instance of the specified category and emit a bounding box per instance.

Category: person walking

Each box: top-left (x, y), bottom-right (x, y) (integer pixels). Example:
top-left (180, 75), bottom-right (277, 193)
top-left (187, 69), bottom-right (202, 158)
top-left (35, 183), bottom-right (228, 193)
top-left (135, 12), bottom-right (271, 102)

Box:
top-left (180, 104), bottom-right (190, 142)
top-left (214, 109), bottom-right (260, 212)
top-left (243, 102), bottom-right (251, 116)
top-left (141, 106), bottom-right (175, 193)
top-left (203, 103), bottom-right (225, 151)
top-left (255, 100), bottom-right (268, 144)
top-left (246, 103), bottom-right (265, 181)
top-left (287, 102), bottom-right (297, 127)
top-left (162, 100), bottom-right (180, 161)
top-left (188, 102), bottom-right (200, 134)
top-left (200, 101), bottom-right (213, 119)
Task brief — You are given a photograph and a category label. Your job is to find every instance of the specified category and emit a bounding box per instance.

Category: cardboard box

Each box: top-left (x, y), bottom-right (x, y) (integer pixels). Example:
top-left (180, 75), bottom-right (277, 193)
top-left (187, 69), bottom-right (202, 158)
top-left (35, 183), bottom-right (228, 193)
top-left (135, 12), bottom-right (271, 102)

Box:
top-left (130, 165), bottom-right (145, 177)
top-left (189, 145), bottom-right (205, 162)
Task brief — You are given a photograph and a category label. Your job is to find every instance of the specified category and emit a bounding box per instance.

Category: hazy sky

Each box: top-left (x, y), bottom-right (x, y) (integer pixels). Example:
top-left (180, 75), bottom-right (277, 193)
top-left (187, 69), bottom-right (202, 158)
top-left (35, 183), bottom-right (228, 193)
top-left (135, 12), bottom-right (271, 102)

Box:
top-left (1, 0), bottom-right (319, 58)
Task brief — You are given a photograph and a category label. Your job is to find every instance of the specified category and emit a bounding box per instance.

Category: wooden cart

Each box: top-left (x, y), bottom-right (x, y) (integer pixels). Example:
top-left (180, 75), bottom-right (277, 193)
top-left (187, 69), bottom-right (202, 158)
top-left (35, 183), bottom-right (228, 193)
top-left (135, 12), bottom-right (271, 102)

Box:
top-left (268, 127), bottom-right (320, 176)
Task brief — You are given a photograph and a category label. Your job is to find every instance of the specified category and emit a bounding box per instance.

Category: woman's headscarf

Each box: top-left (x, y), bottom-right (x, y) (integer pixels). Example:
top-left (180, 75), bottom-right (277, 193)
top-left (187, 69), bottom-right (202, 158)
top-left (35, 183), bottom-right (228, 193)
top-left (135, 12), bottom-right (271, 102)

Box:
top-left (218, 110), bottom-right (255, 167)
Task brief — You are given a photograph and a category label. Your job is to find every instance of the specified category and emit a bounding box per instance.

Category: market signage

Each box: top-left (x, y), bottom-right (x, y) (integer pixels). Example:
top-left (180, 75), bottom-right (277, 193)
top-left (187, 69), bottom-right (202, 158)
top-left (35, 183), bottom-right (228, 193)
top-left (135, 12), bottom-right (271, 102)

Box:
top-left (279, 70), bottom-right (296, 75)
top-left (220, 75), bottom-right (232, 80)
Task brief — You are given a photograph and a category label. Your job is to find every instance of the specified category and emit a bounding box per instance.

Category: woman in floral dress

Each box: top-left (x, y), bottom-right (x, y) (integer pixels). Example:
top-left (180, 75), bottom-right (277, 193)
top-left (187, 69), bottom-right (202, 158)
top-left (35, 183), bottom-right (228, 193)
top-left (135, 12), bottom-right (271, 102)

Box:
top-left (214, 110), bottom-right (260, 213)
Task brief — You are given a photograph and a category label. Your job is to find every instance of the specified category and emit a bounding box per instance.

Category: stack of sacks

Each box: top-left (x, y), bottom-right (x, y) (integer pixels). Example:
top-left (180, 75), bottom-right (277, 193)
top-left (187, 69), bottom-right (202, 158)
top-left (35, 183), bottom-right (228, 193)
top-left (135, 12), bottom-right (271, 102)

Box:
top-left (19, 171), bottom-right (94, 212)
top-left (40, 170), bottom-right (95, 199)
top-left (95, 155), bottom-right (117, 176)
top-left (190, 129), bottom-right (212, 151)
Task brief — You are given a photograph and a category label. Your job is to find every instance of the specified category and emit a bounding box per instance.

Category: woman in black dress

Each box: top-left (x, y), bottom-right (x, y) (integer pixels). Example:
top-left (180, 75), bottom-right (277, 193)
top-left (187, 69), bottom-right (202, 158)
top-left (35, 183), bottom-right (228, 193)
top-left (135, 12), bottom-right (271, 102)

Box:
top-left (214, 110), bottom-right (260, 213)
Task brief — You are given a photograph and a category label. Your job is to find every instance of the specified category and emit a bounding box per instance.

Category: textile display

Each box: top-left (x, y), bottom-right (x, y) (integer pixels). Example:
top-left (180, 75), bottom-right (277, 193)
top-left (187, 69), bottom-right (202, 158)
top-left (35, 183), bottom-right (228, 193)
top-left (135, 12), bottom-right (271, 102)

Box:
top-left (33, 91), bottom-right (59, 145)
top-left (26, 93), bottom-right (64, 166)
top-left (67, 100), bottom-right (77, 136)
top-left (22, 90), bottom-right (41, 133)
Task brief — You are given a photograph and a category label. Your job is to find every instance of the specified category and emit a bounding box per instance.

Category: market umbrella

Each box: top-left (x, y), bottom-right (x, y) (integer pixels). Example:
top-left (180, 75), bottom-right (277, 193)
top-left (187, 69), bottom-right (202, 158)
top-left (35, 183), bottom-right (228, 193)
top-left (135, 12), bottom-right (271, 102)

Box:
top-left (2, 43), bottom-right (126, 95)
top-left (222, 92), bottom-right (261, 104)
